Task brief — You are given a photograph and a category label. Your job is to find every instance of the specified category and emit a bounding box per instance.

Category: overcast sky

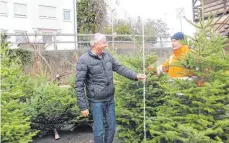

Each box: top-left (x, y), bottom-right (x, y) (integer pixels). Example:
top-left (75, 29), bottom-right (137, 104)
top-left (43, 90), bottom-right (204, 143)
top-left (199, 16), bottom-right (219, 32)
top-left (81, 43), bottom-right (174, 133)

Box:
top-left (115, 0), bottom-right (196, 36)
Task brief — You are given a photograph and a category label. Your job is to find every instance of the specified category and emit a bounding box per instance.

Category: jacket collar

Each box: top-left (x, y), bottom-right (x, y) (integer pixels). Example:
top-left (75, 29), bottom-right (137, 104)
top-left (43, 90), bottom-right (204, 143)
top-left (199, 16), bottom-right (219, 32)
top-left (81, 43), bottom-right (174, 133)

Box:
top-left (88, 50), bottom-right (105, 59)
top-left (173, 45), bottom-right (189, 57)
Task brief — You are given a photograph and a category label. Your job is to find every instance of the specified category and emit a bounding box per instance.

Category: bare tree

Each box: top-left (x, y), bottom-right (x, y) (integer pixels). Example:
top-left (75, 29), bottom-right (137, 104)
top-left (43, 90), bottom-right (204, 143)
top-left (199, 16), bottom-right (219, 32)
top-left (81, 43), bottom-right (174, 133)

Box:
top-left (18, 32), bottom-right (53, 77)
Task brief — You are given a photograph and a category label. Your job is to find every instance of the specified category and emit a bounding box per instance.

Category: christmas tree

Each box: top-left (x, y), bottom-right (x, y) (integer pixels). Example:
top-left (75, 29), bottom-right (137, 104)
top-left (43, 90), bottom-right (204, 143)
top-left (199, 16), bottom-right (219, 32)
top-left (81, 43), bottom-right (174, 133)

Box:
top-left (1, 43), bottom-right (38, 143)
top-left (114, 51), bottom-right (170, 143)
top-left (115, 16), bottom-right (229, 143)
top-left (147, 16), bottom-right (229, 143)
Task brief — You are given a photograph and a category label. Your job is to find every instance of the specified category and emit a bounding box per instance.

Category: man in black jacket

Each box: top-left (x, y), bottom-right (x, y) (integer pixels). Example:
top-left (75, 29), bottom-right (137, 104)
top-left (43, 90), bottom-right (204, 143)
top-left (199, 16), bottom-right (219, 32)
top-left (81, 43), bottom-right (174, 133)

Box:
top-left (76, 33), bottom-right (146, 143)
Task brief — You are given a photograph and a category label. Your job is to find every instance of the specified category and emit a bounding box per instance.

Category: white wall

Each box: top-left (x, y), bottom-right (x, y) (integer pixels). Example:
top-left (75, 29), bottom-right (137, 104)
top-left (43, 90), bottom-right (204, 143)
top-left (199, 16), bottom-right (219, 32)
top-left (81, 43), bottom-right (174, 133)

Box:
top-left (0, 0), bottom-right (76, 50)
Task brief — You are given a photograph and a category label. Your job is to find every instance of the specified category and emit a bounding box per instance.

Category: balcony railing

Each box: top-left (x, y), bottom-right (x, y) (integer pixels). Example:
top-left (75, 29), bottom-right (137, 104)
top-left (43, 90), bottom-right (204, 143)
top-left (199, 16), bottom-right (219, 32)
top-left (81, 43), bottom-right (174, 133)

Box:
top-left (193, 0), bottom-right (229, 22)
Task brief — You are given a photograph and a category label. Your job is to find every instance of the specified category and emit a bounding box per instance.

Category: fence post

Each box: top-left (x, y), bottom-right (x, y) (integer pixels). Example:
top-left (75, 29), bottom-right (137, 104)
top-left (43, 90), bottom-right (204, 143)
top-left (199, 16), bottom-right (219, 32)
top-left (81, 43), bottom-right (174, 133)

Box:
top-left (53, 35), bottom-right (57, 50)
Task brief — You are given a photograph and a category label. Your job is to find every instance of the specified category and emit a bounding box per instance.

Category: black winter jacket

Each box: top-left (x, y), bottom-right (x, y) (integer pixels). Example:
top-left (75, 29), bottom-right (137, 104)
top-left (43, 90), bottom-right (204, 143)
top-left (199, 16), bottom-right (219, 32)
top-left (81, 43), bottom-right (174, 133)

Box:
top-left (75, 50), bottom-right (137, 110)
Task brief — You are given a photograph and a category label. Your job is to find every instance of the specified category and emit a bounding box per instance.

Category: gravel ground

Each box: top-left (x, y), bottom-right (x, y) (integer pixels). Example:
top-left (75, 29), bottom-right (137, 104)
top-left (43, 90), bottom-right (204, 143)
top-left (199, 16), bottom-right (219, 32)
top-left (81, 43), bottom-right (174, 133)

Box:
top-left (33, 126), bottom-right (121, 143)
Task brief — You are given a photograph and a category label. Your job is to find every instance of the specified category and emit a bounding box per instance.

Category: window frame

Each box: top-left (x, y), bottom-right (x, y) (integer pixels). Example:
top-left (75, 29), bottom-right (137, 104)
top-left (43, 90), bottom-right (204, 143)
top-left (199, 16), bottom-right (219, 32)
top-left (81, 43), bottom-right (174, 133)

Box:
top-left (0, 1), bottom-right (8, 16)
top-left (63, 9), bottom-right (71, 21)
top-left (39, 5), bottom-right (57, 20)
top-left (14, 3), bottom-right (27, 18)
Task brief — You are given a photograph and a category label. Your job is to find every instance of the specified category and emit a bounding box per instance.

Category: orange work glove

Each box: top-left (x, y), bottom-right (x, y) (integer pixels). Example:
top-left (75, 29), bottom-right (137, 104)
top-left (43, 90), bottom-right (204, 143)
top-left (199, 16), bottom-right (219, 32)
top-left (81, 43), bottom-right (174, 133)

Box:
top-left (146, 66), bottom-right (158, 76)
top-left (146, 65), bottom-right (156, 71)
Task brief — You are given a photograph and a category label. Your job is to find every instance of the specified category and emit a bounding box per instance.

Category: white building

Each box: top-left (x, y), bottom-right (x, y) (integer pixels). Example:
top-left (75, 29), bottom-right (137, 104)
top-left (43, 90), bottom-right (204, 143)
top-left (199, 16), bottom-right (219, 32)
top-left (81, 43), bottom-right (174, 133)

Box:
top-left (0, 0), bottom-right (76, 50)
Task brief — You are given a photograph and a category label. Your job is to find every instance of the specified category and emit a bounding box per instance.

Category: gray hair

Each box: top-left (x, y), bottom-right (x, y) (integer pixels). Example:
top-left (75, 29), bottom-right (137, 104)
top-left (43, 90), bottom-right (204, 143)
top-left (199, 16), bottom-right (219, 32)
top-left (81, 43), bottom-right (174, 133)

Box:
top-left (90, 33), bottom-right (106, 47)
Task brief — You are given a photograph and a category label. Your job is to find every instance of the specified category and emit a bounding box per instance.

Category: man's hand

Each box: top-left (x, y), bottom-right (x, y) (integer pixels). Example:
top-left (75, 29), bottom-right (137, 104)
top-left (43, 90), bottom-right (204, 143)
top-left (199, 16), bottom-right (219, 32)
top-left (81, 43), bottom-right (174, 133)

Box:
top-left (137, 74), bottom-right (146, 81)
top-left (81, 109), bottom-right (89, 117)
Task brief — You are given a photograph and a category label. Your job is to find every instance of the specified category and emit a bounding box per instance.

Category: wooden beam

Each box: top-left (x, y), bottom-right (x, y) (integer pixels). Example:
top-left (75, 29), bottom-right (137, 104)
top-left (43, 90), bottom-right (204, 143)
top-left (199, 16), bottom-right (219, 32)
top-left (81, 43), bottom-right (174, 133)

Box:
top-left (193, 0), bottom-right (229, 22)
top-left (214, 15), bottom-right (229, 32)
top-left (203, 0), bottom-right (224, 5)
top-left (194, 10), bottom-right (229, 22)
top-left (192, 0), bottom-right (197, 21)
top-left (194, 1), bottom-right (224, 10)
top-left (204, 6), bottom-right (225, 14)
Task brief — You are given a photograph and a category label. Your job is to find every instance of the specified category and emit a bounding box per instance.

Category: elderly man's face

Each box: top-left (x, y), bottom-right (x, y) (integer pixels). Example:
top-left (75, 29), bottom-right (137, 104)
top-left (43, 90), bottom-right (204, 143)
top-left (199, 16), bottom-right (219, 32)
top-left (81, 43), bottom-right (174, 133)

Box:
top-left (171, 39), bottom-right (183, 51)
top-left (93, 40), bottom-right (108, 55)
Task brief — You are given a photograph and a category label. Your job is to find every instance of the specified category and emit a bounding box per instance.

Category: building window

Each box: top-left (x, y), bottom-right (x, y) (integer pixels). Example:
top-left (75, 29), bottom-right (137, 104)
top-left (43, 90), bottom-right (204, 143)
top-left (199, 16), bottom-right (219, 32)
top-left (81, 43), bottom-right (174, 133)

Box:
top-left (14, 3), bottom-right (27, 17)
top-left (0, 1), bottom-right (7, 16)
top-left (39, 5), bottom-right (56, 19)
top-left (63, 10), bottom-right (71, 21)
top-left (15, 31), bottom-right (27, 43)
top-left (42, 33), bottom-right (53, 43)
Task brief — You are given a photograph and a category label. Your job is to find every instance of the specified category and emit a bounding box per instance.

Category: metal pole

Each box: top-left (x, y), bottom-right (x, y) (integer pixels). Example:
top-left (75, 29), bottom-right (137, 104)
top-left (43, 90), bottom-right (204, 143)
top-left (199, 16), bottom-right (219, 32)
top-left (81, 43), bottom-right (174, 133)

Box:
top-left (176, 8), bottom-right (184, 32)
top-left (53, 35), bottom-right (57, 50)
top-left (0, 33), bottom-right (2, 46)
top-left (164, 13), bottom-right (168, 25)
top-left (73, 0), bottom-right (77, 50)
top-left (142, 17), bottom-right (146, 141)
top-left (111, 0), bottom-right (116, 50)
top-left (112, 11), bottom-right (114, 50)
top-left (192, 0), bottom-right (195, 22)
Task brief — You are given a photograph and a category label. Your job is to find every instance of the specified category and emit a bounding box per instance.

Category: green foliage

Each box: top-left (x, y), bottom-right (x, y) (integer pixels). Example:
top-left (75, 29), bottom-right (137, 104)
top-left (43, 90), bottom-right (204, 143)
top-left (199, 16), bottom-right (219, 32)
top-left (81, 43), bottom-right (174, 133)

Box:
top-left (67, 74), bottom-right (93, 126)
top-left (104, 18), bottom-right (169, 42)
top-left (146, 17), bottom-right (229, 143)
top-left (147, 75), bottom-right (229, 142)
top-left (0, 42), bottom-right (91, 140)
top-left (1, 43), bottom-right (38, 143)
top-left (143, 19), bottom-right (169, 37)
top-left (115, 21), bottom-right (132, 36)
top-left (25, 76), bottom-right (80, 136)
top-left (116, 73), bottom-right (169, 143)
top-left (77, 0), bottom-right (107, 34)
top-left (8, 48), bottom-right (32, 66)
top-left (115, 15), bottom-right (229, 143)
top-left (104, 19), bottom-right (133, 41)
top-left (114, 51), bottom-right (169, 143)
top-left (0, 43), bottom-right (90, 140)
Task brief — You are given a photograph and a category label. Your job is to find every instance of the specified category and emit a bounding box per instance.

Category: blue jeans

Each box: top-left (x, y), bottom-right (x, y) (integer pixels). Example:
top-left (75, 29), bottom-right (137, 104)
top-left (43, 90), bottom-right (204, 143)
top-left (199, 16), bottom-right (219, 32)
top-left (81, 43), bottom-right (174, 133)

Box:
top-left (90, 99), bottom-right (116, 143)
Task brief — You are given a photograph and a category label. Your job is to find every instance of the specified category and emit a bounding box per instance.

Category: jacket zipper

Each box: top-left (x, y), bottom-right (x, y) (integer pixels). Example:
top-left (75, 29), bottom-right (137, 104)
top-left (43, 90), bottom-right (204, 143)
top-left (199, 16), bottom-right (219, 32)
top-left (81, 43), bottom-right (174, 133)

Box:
top-left (100, 58), bottom-right (109, 86)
